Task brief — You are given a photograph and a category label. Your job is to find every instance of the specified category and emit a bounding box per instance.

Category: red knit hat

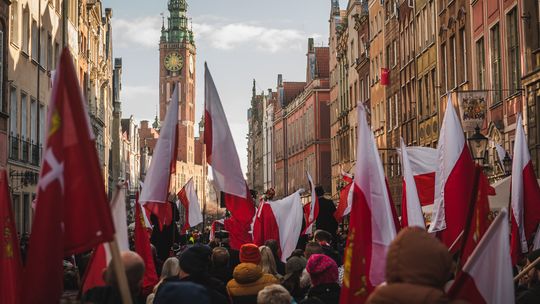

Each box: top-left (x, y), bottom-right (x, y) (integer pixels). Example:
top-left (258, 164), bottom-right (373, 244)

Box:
top-left (240, 243), bottom-right (261, 264)
top-left (306, 254), bottom-right (338, 286)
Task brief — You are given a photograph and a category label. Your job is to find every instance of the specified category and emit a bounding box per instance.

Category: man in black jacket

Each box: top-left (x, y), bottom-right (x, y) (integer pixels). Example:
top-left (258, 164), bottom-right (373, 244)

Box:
top-left (314, 186), bottom-right (338, 239)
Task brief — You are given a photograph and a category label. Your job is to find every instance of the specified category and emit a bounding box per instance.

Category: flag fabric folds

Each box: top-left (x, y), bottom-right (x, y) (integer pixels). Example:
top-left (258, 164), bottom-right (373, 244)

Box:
top-left (22, 48), bottom-right (115, 304)
top-left (340, 104), bottom-right (398, 304)
top-left (334, 171), bottom-right (354, 221)
top-left (82, 183), bottom-right (130, 293)
top-left (177, 178), bottom-right (203, 230)
top-left (449, 209), bottom-right (514, 304)
top-left (405, 146), bottom-right (438, 206)
top-left (304, 172), bottom-right (319, 235)
top-left (253, 191), bottom-right (304, 262)
top-left (139, 85), bottom-right (179, 230)
top-left (429, 96), bottom-right (475, 249)
top-left (205, 63), bottom-right (255, 249)
top-left (0, 170), bottom-right (22, 304)
top-left (399, 138), bottom-right (426, 229)
top-left (510, 114), bottom-right (540, 264)
top-left (135, 201), bottom-right (159, 296)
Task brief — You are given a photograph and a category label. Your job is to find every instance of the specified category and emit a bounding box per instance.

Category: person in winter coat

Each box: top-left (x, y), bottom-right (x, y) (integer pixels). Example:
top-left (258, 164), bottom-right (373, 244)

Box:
top-left (227, 243), bottom-right (279, 304)
top-left (281, 255), bottom-right (309, 302)
top-left (305, 254), bottom-right (341, 304)
top-left (314, 186), bottom-right (338, 238)
top-left (155, 244), bottom-right (228, 304)
top-left (367, 227), bottom-right (460, 303)
top-left (209, 247), bottom-right (233, 286)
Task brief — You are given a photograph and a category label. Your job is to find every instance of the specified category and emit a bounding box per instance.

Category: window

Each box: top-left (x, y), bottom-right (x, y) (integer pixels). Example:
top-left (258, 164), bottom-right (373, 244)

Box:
top-left (360, 79), bottom-right (365, 102)
top-left (431, 69), bottom-right (437, 112)
top-left (393, 40), bottom-right (398, 67)
top-left (40, 28), bottom-right (46, 66)
top-left (476, 38), bottom-right (485, 89)
top-left (31, 19), bottom-right (38, 61)
top-left (47, 33), bottom-right (52, 69)
top-left (449, 36), bottom-right (456, 88)
top-left (10, 87), bottom-right (17, 135)
top-left (490, 24), bottom-right (502, 104)
top-left (10, 1), bottom-right (18, 45)
top-left (22, 7), bottom-right (29, 53)
top-left (388, 97), bottom-right (393, 128)
top-left (418, 78), bottom-right (423, 117)
top-left (30, 98), bottom-right (37, 143)
top-left (394, 94), bottom-right (399, 128)
top-left (39, 104), bottom-right (45, 144)
top-left (441, 43), bottom-right (447, 93)
top-left (506, 8), bottom-right (520, 95)
top-left (21, 92), bottom-right (27, 138)
top-left (460, 28), bottom-right (467, 83)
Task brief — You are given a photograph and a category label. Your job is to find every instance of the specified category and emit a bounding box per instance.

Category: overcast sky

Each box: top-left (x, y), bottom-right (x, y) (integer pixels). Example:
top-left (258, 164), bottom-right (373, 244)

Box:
top-left (105, 0), bottom-right (347, 174)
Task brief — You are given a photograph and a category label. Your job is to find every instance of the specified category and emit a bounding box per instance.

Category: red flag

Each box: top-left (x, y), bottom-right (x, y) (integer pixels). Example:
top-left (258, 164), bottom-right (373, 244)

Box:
top-left (510, 114), bottom-right (540, 264)
top-left (429, 96), bottom-right (475, 250)
top-left (252, 202), bottom-right (280, 247)
top-left (135, 202), bottom-right (159, 296)
top-left (449, 209), bottom-right (514, 304)
top-left (340, 104), bottom-right (398, 303)
top-left (81, 244), bottom-right (107, 293)
top-left (406, 146), bottom-right (438, 206)
top-left (380, 68), bottom-right (389, 85)
top-left (459, 168), bottom-right (492, 267)
top-left (205, 63), bottom-right (255, 249)
top-left (0, 170), bottom-right (22, 304)
top-left (22, 49), bottom-right (115, 304)
top-left (334, 172), bottom-right (354, 221)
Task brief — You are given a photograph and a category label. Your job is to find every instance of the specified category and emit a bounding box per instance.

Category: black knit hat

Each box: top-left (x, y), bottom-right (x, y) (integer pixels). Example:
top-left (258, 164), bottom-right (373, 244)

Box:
top-left (179, 244), bottom-right (212, 274)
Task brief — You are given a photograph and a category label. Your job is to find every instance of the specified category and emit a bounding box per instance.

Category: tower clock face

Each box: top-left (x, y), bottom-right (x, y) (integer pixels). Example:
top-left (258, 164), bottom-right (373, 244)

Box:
top-left (164, 53), bottom-right (183, 72)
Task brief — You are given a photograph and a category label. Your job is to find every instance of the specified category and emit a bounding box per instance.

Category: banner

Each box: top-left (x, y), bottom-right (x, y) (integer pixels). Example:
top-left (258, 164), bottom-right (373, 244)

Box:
top-left (457, 91), bottom-right (487, 132)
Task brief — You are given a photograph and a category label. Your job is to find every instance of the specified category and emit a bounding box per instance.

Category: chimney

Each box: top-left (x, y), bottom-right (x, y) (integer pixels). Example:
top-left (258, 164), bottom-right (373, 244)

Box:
top-left (277, 74), bottom-right (283, 87)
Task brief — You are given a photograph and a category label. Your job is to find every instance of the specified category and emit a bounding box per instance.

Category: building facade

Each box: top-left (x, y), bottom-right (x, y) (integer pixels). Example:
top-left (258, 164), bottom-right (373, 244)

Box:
top-left (246, 80), bottom-right (265, 194)
top-left (7, 0), bottom-right (80, 234)
top-left (0, 0), bottom-right (9, 171)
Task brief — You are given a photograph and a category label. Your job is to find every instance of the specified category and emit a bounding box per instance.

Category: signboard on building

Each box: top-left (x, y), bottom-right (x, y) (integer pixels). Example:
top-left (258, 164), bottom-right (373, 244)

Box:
top-left (457, 91), bottom-right (487, 132)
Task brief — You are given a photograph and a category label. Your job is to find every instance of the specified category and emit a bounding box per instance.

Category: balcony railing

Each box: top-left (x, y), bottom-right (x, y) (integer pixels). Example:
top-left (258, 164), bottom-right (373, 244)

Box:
top-left (8, 134), bottom-right (42, 166)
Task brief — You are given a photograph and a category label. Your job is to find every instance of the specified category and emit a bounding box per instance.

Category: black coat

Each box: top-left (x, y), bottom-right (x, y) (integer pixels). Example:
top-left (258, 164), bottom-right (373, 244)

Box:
top-left (306, 283), bottom-right (341, 304)
top-left (316, 197), bottom-right (338, 237)
top-left (156, 275), bottom-right (228, 304)
top-left (150, 202), bottom-right (181, 261)
top-left (517, 283), bottom-right (540, 304)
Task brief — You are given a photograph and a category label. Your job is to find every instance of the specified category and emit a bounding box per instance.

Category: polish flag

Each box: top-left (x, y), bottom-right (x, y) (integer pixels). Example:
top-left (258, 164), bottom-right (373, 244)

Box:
top-left (210, 219), bottom-right (225, 241)
top-left (134, 200), bottom-right (159, 296)
top-left (205, 63), bottom-right (255, 249)
top-left (0, 170), bottom-right (22, 304)
top-left (252, 201), bottom-right (279, 247)
top-left (406, 146), bottom-right (438, 206)
top-left (510, 114), bottom-right (540, 264)
top-left (81, 182), bottom-right (130, 293)
top-left (494, 142), bottom-right (508, 171)
top-left (428, 96), bottom-right (475, 250)
top-left (340, 104), bottom-right (398, 303)
top-left (303, 172), bottom-right (320, 235)
top-left (334, 171), bottom-right (354, 221)
top-left (448, 209), bottom-right (514, 304)
top-left (399, 138), bottom-right (426, 229)
top-left (139, 85), bottom-right (179, 230)
top-left (177, 178), bottom-right (203, 230)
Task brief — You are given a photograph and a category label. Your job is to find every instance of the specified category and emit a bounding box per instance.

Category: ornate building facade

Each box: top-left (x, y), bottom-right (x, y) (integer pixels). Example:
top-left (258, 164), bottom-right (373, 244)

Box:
top-left (246, 81), bottom-right (265, 194)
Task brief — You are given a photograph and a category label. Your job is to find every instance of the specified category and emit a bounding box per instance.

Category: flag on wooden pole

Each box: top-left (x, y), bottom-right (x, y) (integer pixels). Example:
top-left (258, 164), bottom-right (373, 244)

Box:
top-left (177, 177), bottom-right (203, 230)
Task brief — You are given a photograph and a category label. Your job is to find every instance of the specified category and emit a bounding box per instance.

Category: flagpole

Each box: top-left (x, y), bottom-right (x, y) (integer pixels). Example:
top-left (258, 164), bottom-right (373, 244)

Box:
top-left (108, 236), bottom-right (133, 304)
top-left (515, 256), bottom-right (540, 282)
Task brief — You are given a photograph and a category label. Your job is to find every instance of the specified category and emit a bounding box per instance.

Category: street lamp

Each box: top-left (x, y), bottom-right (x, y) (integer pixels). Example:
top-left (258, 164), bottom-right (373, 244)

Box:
top-left (467, 126), bottom-right (489, 165)
top-left (503, 153), bottom-right (512, 176)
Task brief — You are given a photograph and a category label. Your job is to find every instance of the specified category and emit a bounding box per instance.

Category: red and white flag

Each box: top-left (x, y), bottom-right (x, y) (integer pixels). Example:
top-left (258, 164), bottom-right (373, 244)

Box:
top-left (134, 200), bottom-right (159, 296)
top-left (22, 48), bottom-right (115, 304)
top-left (510, 114), bottom-right (540, 263)
top-left (0, 170), bottom-right (22, 304)
top-left (139, 85), bottom-right (179, 229)
top-left (253, 191), bottom-right (304, 262)
top-left (400, 138), bottom-right (426, 229)
top-left (429, 96), bottom-right (475, 250)
top-left (205, 63), bottom-right (255, 249)
top-left (406, 146), bottom-right (438, 206)
top-left (177, 177), bottom-right (203, 230)
top-left (340, 104), bottom-right (398, 303)
top-left (210, 219), bottom-right (225, 241)
top-left (82, 183), bottom-right (130, 293)
top-left (334, 171), bottom-right (354, 221)
top-left (449, 209), bottom-right (514, 304)
top-left (303, 172), bottom-right (319, 235)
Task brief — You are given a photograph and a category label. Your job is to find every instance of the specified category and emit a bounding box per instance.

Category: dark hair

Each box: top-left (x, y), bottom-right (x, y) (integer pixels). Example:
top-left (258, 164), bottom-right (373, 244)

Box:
top-left (212, 247), bottom-right (230, 267)
top-left (304, 242), bottom-right (323, 259)
top-left (314, 230), bottom-right (332, 243)
top-left (315, 186), bottom-right (325, 197)
top-left (264, 239), bottom-right (280, 257)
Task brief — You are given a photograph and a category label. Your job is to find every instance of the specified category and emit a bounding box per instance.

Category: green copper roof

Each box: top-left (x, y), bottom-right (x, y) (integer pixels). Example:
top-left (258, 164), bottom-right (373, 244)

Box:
top-left (164, 0), bottom-right (194, 44)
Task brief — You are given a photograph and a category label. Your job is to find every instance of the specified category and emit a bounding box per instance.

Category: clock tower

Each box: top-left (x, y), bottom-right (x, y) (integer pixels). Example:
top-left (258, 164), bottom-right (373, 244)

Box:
top-left (159, 0), bottom-right (196, 164)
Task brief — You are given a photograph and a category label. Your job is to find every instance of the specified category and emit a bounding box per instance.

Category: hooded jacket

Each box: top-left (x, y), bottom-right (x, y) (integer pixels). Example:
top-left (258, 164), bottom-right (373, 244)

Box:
top-left (226, 262), bottom-right (278, 304)
top-left (367, 227), bottom-right (465, 304)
